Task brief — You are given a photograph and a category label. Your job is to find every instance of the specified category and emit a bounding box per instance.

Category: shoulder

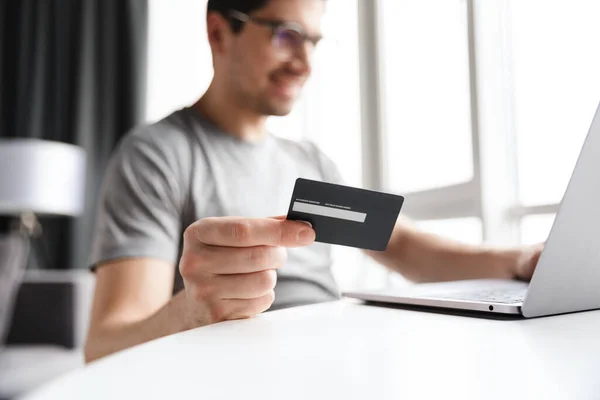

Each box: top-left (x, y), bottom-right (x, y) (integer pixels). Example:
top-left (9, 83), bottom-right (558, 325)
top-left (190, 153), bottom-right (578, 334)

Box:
top-left (117, 110), bottom-right (193, 164)
top-left (107, 109), bottom-right (203, 186)
top-left (101, 110), bottom-right (200, 203)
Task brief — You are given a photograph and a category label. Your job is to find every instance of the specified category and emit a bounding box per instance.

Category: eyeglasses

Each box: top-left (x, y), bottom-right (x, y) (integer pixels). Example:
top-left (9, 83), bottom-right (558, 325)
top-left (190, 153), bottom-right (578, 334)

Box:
top-left (229, 9), bottom-right (323, 61)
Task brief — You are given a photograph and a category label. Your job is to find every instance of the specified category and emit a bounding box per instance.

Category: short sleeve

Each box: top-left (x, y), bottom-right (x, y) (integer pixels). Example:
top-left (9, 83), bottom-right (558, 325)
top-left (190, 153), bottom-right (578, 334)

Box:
top-left (88, 129), bottom-right (186, 269)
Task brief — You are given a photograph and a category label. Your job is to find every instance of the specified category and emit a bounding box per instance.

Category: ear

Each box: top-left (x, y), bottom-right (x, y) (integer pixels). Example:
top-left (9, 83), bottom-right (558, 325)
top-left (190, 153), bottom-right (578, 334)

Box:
top-left (206, 12), bottom-right (230, 55)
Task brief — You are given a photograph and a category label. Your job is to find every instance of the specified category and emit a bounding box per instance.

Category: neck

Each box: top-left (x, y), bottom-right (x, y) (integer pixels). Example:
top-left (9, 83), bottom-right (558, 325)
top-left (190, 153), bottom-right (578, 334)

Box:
top-left (193, 81), bottom-right (268, 142)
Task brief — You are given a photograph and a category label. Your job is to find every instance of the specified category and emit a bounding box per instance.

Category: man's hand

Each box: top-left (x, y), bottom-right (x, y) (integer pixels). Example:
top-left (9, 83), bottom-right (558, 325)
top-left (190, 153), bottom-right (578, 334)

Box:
top-left (513, 243), bottom-right (545, 281)
top-left (178, 216), bottom-right (315, 328)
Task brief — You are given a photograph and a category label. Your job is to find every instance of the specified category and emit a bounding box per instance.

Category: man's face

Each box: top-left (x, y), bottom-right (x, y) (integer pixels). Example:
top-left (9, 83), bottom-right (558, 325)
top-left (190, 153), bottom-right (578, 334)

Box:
top-left (222, 0), bottom-right (325, 116)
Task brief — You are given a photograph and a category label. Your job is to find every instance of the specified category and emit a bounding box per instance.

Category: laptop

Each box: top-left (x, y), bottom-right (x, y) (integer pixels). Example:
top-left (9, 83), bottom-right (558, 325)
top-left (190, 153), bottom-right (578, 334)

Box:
top-left (343, 100), bottom-right (600, 318)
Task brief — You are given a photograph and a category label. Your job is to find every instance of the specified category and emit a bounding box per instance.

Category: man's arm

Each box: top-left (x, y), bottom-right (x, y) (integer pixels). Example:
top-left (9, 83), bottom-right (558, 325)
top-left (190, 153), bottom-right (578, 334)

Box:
top-left (367, 217), bottom-right (542, 283)
top-left (85, 217), bottom-right (316, 363)
top-left (84, 258), bottom-right (188, 363)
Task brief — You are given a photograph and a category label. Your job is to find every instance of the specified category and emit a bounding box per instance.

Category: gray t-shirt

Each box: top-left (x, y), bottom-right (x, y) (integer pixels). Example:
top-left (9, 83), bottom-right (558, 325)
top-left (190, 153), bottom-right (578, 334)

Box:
top-left (90, 107), bottom-right (342, 310)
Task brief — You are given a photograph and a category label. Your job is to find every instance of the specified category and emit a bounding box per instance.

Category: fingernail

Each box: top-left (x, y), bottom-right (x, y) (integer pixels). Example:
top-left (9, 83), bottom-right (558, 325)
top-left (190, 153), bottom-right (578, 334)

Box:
top-left (298, 228), bottom-right (316, 244)
top-left (298, 220), bottom-right (312, 228)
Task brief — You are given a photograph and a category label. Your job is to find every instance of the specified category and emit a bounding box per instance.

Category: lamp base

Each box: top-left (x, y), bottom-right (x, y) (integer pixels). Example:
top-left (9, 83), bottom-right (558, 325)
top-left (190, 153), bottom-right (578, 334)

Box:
top-left (18, 212), bottom-right (43, 237)
top-left (19, 213), bottom-right (52, 271)
top-left (0, 213), bottom-right (51, 270)
top-left (0, 228), bottom-right (30, 343)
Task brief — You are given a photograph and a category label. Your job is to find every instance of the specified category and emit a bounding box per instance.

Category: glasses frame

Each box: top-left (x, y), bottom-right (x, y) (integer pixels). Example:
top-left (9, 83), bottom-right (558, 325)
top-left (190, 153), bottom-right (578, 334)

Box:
top-left (228, 9), bottom-right (323, 59)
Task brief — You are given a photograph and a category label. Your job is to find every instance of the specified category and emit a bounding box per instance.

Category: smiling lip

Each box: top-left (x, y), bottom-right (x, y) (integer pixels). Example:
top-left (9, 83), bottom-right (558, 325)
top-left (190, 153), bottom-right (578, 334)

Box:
top-left (271, 76), bottom-right (304, 99)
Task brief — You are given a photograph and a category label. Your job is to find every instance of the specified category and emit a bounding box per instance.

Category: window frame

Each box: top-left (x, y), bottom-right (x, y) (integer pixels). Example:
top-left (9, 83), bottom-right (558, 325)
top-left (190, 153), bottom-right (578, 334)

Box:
top-left (357, 0), bottom-right (561, 246)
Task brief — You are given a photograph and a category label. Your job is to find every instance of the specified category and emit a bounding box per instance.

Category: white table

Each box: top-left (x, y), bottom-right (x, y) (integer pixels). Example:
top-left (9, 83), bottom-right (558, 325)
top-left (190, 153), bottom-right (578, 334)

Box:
top-left (25, 300), bottom-right (600, 400)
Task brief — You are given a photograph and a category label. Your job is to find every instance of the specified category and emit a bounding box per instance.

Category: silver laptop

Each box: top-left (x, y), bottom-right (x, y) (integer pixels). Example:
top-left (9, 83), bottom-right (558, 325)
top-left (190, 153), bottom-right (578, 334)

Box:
top-left (344, 100), bottom-right (600, 318)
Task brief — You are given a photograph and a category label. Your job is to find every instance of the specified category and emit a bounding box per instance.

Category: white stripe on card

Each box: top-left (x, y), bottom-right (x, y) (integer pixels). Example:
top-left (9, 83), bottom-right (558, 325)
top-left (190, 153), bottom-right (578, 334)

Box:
top-left (292, 201), bottom-right (367, 223)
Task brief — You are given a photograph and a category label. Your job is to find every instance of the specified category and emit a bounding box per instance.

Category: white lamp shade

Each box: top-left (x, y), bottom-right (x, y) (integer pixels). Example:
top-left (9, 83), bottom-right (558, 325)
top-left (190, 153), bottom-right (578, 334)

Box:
top-left (0, 139), bottom-right (87, 217)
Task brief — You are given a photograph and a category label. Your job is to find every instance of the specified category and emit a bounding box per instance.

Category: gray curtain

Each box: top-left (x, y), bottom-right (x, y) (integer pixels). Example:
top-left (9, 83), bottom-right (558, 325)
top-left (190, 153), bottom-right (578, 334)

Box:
top-left (0, 0), bottom-right (148, 270)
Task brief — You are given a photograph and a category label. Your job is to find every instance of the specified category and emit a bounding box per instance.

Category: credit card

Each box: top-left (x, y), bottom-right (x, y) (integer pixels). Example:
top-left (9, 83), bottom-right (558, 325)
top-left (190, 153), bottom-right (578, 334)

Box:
top-left (286, 178), bottom-right (404, 251)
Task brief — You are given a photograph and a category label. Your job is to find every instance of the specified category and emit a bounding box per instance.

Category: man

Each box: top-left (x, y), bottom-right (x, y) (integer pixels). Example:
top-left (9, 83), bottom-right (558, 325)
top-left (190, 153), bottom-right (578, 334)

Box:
top-left (84, 0), bottom-right (542, 363)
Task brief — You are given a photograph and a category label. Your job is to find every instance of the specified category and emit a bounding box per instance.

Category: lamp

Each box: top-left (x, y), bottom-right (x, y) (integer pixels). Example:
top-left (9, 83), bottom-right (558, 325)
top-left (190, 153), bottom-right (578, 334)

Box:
top-left (0, 138), bottom-right (86, 342)
top-left (0, 139), bottom-right (86, 217)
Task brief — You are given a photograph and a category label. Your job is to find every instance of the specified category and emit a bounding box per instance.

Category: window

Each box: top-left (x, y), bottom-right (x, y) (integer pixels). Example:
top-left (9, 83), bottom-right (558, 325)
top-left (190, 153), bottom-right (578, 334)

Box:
top-left (416, 218), bottom-right (483, 245)
top-left (146, 0), bottom-right (212, 123)
top-left (375, 0), bottom-right (600, 250)
top-left (374, 0), bottom-right (482, 255)
top-left (520, 214), bottom-right (555, 245)
top-left (510, 0), bottom-right (600, 207)
top-left (381, 0), bottom-right (474, 194)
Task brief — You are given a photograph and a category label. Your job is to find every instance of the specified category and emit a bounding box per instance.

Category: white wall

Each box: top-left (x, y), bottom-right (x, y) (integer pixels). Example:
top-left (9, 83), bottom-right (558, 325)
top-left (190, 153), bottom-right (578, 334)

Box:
top-left (146, 0), bottom-right (212, 123)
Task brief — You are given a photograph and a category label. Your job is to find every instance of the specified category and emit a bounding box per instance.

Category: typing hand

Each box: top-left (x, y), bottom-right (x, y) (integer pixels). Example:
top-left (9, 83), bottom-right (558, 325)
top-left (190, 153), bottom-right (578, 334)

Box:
top-left (513, 243), bottom-right (545, 281)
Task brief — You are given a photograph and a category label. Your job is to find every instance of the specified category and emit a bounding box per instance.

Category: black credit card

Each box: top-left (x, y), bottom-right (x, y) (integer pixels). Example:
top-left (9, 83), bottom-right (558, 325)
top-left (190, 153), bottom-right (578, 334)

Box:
top-left (286, 178), bottom-right (404, 251)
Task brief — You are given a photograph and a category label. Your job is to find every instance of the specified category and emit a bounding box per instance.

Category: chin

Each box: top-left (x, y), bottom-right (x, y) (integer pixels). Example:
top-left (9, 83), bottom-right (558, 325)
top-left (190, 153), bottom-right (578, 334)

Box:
top-left (269, 107), bottom-right (294, 117)
top-left (259, 100), bottom-right (295, 117)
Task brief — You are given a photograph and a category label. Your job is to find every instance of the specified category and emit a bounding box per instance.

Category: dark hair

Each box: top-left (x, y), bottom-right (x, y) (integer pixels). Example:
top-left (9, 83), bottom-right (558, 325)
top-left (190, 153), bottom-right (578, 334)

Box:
top-left (207, 0), bottom-right (271, 33)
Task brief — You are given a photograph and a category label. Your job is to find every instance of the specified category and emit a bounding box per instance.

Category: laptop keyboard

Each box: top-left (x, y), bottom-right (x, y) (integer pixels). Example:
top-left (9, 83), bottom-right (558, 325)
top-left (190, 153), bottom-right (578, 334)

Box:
top-left (422, 288), bottom-right (527, 304)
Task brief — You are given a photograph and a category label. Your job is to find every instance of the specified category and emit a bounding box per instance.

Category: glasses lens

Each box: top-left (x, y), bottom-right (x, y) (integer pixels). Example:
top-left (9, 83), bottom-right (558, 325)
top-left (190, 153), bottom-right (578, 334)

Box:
top-left (273, 27), bottom-right (304, 59)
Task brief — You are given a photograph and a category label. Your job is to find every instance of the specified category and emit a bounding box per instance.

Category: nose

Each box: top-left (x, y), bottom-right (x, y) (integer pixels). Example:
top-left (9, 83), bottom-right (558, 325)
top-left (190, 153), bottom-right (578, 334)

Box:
top-left (288, 42), bottom-right (313, 76)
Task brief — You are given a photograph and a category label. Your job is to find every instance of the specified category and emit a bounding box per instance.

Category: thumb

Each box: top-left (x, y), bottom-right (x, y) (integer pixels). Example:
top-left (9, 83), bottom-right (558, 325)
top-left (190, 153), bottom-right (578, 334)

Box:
top-left (268, 215), bottom-right (287, 220)
top-left (268, 215), bottom-right (313, 228)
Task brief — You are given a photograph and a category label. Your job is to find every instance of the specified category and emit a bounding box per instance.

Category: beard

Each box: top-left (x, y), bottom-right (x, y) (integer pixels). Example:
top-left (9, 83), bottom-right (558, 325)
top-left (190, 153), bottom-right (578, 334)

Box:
top-left (230, 67), bottom-right (305, 117)
top-left (233, 83), bottom-right (298, 117)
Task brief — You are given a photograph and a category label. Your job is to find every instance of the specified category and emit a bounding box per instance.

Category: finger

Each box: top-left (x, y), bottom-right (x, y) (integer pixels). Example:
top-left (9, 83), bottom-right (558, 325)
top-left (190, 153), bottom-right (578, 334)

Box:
top-left (269, 215), bottom-right (312, 227)
top-left (210, 270), bottom-right (277, 299)
top-left (188, 217), bottom-right (315, 247)
top-left (520, 263), bottom-right (537, 281)
top-left (224, 291), bottom-right (276, 319)
top-left (199, 245), bottom-right (287, 274)
top-left (516, 244), bottom-right (544, 281)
